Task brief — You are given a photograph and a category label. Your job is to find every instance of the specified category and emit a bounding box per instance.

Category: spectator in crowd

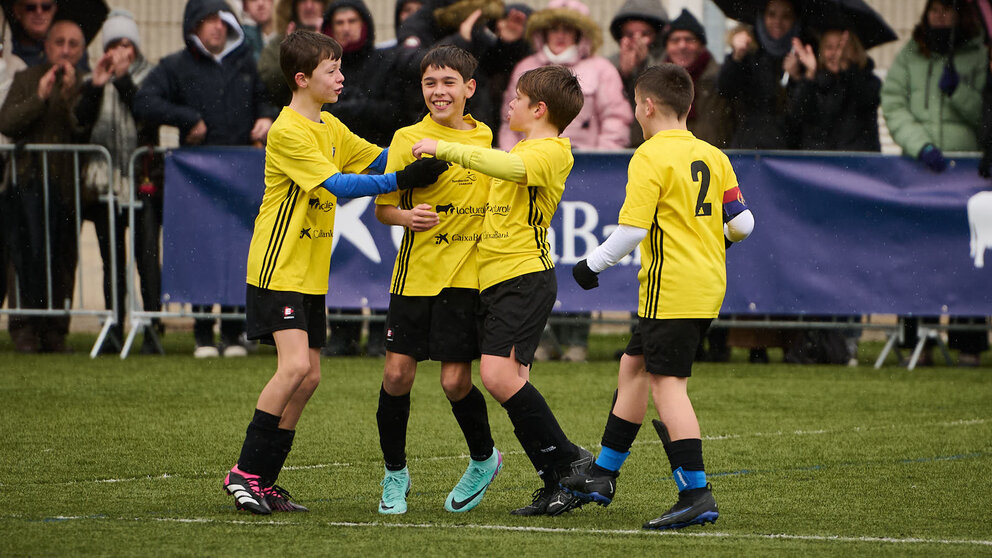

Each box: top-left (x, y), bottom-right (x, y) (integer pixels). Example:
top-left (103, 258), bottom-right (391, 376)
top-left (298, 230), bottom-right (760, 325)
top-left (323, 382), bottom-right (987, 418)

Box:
top-left (718, 0), bottom-right (800, 150)
top-left (318, 0), bottom-right (399, 357)
top-left (0, 20), bottom-right (89, 353)
top-left (259, 0), bottom-right (330, 106)
top-left (134, 0), bottom-right (277, 358)
top-left (786, 29), bottom-right (881, 151)
top-left (75, 10), bottom-right (161, 354)
top-left (476, 3), bottom-right (532, 135)
top-left (881, 0), bottom-right (987, 366)
top-left (375, 0), bottom-right (423, 49)
top-left (8, 0), bottom-right (56, 67)
top-left (499, 0), bottom-right (632, 362)
top-left (500, 0), bottom-right (632, 151)
top-left (664, 9), bottom-right (732, 148)
top-left (392, 0), bottom-right (532, 133)
top-left (0, 10), bottom-right (27, 313)
top-left (717, 0), bottom-right (803, 364)
top-left (608, 0), bottom-right (669, 148)
top-left (242, 0), bottom-right (276, 62)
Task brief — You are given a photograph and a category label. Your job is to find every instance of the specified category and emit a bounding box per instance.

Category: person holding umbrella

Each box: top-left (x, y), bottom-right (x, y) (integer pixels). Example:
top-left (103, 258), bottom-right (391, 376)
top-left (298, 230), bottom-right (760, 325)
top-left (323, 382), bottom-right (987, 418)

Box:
top-left (717, 0), bottom-right (801, 151)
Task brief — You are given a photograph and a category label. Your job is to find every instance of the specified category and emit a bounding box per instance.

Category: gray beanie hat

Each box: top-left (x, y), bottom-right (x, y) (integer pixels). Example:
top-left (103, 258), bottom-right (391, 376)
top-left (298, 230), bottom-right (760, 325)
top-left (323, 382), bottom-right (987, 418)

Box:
top-left (101, 9), bottom-right (141, 52)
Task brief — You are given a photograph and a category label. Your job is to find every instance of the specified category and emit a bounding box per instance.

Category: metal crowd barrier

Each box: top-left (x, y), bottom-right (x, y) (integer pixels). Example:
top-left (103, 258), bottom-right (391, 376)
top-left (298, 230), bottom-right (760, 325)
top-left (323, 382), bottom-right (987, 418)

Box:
top-left (0, 143), bottom-right (118, 357)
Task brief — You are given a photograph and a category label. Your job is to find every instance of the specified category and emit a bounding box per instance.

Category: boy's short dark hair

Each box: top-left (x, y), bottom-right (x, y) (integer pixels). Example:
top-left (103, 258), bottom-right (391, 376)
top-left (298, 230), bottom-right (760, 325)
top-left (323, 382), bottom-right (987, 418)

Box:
top-left (516, 65), bottom-right (583, 134)
top-left (279, 29), bottom-right (342, 91)
top-left (634, 63), bottom-right (694, 119)
top-left (419, 44), bottom-right (478, 80)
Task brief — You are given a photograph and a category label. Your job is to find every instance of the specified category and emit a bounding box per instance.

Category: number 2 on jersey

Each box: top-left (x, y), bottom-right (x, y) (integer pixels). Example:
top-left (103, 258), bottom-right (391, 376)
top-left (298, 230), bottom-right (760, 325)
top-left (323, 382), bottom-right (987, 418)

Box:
top-left (691, 160), bottom-right (711, 217)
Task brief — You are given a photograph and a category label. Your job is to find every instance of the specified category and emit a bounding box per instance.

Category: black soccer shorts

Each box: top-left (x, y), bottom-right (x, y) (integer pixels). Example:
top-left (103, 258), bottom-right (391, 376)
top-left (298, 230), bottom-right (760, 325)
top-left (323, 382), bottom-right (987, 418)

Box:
top-left (624, 317), bottom-right (713, 377)
top-left (384, 287), bottom-right (480, 362)
top-left (246, 284), bottom-right (326, 348)
top-left (478, 269), bottom-right (557, 366)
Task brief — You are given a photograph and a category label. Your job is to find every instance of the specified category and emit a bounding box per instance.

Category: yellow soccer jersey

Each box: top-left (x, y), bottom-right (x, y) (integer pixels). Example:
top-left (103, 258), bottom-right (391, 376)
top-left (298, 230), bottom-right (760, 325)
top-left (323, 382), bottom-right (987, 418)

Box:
top-left (618, 130), bottom-right (739, 319)
top-left (477, 137), bottom-right (573, 291)
top-left (246, 107), bottom-right (381, 294)
top-left (376, 114), bottom-right (492, 296)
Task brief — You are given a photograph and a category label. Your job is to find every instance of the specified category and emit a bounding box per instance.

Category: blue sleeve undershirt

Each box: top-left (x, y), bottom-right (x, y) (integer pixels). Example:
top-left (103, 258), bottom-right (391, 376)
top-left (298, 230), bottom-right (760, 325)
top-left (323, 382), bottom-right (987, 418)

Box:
top-left (320, 172), bottom-right (397, 198)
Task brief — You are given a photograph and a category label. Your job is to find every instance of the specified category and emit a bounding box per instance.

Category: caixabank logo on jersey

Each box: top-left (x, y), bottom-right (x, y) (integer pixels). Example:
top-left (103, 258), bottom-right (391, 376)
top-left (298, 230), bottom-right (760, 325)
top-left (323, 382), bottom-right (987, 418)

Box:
top-left (299, 227), bottom-right (333, 239)
top-left (309, 197), bottom-right (335, 212)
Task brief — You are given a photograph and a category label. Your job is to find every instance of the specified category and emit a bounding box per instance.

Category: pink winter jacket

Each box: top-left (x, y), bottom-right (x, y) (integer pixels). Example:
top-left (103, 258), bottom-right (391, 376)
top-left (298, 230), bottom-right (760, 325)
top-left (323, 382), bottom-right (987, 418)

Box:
top-left (498, 45), bottom-right (633, 150)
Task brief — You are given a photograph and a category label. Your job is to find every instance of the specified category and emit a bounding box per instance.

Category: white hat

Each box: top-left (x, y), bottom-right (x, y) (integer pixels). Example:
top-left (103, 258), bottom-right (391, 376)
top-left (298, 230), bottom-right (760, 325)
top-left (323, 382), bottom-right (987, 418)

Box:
top-left (101, 9), bottom-right (141, 52)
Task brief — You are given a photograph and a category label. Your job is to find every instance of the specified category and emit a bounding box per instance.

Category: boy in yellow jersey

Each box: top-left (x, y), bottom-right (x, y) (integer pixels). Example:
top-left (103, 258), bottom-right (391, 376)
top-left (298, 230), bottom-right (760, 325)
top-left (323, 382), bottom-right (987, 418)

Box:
top-left (373, 45), bottom-right (501, 515)
top-left (412, 65), bottom-right (593, 517)
top-left (559, 64), bottom-right (754, 530)
top-left (223, 30), bottom-right (447, 515)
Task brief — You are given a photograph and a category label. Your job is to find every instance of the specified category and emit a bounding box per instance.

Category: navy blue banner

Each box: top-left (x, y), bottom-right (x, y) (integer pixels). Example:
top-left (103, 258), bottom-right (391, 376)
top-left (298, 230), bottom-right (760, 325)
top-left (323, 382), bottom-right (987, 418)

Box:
top-left (162, 148), bottom-right (992, 315)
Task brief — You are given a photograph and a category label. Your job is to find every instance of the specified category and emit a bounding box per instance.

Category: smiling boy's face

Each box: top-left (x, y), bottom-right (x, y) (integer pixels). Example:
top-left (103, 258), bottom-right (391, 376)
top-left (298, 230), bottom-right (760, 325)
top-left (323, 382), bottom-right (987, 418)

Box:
top-left (421, 65), bottom-right (475, 126)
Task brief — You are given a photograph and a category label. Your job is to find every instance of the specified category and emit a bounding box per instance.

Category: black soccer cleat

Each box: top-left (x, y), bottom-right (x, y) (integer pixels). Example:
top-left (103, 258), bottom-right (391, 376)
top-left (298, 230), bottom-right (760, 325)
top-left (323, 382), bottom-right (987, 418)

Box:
top-left (642, 484), bottom-right (719, 531)
top-left (223, 467), bottom-right (271, 515)
top-left (559, 468), bottom-right (618, 506)
top-left (262, 484), bottom-right (309, 512)
top-left (544, 485), bottom-right (585, 516)
top-left (510, 486), bottom-right (553, 516)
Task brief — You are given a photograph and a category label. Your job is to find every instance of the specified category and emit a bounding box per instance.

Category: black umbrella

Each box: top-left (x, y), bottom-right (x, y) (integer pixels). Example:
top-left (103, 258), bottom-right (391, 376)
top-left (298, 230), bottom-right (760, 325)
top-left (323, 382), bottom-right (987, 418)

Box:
top-left (711, 0), bottom-right (898, 49)
top-left (2, 0), bottom-right (109, 45)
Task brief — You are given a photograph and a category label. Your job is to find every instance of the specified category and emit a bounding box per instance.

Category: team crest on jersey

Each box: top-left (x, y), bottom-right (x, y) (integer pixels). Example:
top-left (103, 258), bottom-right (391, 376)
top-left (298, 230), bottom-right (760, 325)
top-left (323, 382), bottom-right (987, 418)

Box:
top-left (283, 306), bottom-right (295, 320)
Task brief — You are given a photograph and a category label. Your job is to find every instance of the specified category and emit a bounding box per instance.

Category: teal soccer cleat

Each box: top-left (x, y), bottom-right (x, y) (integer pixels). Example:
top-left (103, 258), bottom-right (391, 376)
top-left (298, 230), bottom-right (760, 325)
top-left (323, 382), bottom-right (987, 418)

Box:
top-left (444, 449), bottom-right (503, 512)
top-left (378, 467), bottom-right (411, 514)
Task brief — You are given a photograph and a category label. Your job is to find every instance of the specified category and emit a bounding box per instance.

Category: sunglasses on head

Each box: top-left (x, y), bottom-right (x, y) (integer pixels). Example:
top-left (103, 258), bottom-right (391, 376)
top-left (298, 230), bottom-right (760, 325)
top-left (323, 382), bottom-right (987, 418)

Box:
top-left (22, 2), bottom-right (55, 13)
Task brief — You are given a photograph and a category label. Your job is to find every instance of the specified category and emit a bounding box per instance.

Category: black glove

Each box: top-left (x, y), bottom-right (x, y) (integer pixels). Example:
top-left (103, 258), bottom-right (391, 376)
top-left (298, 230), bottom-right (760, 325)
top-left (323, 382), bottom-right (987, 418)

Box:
top-left (938, 62), bottom-right (959, 95)
top-left (918, 144), bottom-right (948, 173)
top-left (395, 157), bottom-right (449, 190)
top-left (980, 151), bottom-right (991, 179)
top-left (572, 259), bottom-right (599, 290)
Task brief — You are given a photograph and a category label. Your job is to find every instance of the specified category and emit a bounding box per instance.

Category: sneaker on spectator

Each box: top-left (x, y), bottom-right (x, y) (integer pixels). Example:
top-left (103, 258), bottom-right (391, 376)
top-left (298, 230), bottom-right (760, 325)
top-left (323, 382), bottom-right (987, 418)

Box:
top-left (194, 345), bottom-right (220, 358)
top-left (223, 344), bottom-right (248, 358)
top-left (561, 345), bottom-right (587, 362)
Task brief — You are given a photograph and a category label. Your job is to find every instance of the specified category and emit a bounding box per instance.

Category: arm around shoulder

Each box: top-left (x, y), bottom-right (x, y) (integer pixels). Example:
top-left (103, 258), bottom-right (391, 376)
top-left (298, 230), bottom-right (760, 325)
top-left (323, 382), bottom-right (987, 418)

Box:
top-left (436, 140), bottom-right (527, 183)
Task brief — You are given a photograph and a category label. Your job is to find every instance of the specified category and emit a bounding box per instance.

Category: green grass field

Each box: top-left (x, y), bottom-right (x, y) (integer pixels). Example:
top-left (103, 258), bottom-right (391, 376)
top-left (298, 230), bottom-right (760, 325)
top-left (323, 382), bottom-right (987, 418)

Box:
top-left (1, 334), bottom-right (990, 557)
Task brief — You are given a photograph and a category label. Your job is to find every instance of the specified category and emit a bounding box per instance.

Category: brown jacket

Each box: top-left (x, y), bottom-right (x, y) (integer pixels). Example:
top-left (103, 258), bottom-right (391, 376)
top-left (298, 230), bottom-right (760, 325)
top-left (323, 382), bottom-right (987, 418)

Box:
top-left (0, 62), bottom-right (88, 197)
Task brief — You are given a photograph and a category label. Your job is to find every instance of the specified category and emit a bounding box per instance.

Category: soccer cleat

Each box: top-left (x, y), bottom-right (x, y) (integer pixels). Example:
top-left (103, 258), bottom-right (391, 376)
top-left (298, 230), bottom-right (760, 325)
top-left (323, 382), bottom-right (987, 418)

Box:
top-left (642, 484), bottom-right (719, 530)
top-left (510, 486), bottom-right (553, 516)
top-left (560, 468), bottom-right (618, 506)
top-left (544, 485), bottom-right (585, 516)
top-left (378, 467), bottom-right (411, 515)
top-left (262, 484), bottom-right (308, 512)
top-left (223, 466), bottom-right (271, 515)
top-left (444, 450), bottom-right (503, 513)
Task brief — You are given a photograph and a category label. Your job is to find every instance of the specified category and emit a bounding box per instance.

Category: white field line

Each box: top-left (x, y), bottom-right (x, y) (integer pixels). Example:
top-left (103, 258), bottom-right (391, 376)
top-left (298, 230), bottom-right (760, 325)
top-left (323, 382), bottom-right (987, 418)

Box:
top-left (36, 417), bottom-right (991, 486)
top-left (22, 515), bottom-right (992, 548)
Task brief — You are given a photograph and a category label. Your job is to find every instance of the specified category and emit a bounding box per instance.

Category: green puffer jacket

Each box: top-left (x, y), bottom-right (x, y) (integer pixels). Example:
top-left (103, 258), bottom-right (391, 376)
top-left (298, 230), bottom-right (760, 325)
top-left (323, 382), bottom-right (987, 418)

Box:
top-left (881, 35), bottom-right (986, 158)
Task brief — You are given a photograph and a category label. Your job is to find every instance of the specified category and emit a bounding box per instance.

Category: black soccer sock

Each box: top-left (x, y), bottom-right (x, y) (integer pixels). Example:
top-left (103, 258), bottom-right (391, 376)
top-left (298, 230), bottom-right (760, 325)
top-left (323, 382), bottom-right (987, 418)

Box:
top-left (450, 385), bottom-right (494, 462)
top-left (263, 428), bottom-right (295, 488)
top-left (376, 384), bottom-right (411, 471)
top-left (593, 412), bottom-right (641, 474)
top-left (664, 438), bottom-right (707, 491)
top-left (237, 408), bottom-right (281, 478)
top-left (502, 382), bottom-right (575, 484)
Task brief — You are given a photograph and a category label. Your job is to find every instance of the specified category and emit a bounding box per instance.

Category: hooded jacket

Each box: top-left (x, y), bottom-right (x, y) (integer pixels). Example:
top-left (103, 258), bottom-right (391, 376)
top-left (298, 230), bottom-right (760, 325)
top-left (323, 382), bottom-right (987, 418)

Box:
top-left (499, 1), bottom-right (632, 150)
top-left (881, 34), bottom-right (986, 157)
top-left (133, 0), bottom-right (276, 146)
top-left (321, 0), bottom-right (403, 145)
top-left (608, 0), bottom-right (669, 147)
